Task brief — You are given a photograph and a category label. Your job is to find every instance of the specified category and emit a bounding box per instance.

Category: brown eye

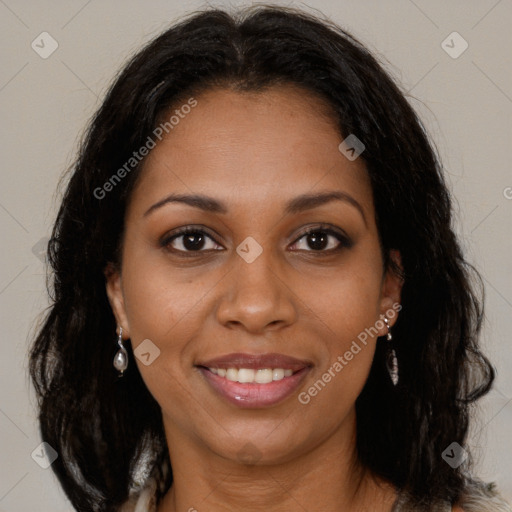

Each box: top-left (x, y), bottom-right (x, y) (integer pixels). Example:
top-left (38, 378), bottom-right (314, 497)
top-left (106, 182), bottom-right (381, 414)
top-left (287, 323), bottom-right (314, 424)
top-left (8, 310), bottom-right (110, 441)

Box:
top-left (290, 226), bottom-right (353, 253)
top-left (161, 227), bottom-right (223, 254)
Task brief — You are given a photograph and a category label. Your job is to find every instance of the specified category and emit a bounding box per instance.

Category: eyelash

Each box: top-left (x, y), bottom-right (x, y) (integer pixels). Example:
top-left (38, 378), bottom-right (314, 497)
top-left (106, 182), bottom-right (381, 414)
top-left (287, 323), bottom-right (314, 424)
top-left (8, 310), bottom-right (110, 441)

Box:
top-left (160, 224), bottom-right (353, 257)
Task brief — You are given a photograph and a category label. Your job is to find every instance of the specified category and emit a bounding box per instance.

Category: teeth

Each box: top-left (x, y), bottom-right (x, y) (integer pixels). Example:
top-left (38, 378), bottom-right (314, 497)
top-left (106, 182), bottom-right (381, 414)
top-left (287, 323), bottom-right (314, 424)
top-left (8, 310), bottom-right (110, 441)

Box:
top-left (238, 368), bottom-right (255, 383)
top-left (226, 368), bottom-right (238, 381)
top-left (273, 368), bottom-right (284, 381)
top-left (255, 369), bottom-right (273, 384)
top-left (208, 367), bottom-right (297, 383)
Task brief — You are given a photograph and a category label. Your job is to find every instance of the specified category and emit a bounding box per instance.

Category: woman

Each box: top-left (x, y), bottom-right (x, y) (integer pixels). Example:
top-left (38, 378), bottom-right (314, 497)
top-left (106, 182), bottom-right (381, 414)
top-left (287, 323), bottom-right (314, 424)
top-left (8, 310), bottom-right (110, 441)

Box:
top-left (29, 5), bottom-right (511, 512)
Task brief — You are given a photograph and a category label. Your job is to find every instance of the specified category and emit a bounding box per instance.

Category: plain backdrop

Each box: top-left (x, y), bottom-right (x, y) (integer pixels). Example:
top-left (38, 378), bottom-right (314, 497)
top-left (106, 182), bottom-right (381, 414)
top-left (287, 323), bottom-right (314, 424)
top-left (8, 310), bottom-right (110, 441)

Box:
top-left (0, 0), bottom-right (511, 510)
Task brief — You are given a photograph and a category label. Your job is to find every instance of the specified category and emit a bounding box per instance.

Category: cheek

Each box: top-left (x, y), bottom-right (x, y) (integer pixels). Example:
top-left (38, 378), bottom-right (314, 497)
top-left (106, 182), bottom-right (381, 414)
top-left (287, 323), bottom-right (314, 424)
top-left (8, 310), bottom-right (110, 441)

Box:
top-left (119, 251), bottom-right (204, 414)
top-left (297, 275), bottom-right (382, 418)
top-left (297, 247), bottom-right (383, 400)
top-left (301, 247), bottom-right (384, 346)
top-left (121, 241), bottom-right (205, 343)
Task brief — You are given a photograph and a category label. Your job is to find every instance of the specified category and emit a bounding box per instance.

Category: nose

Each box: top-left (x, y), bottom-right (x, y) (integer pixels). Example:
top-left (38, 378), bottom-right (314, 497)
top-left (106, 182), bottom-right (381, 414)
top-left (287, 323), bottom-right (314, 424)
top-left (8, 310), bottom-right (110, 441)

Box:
top-left (215, 247), bottom-right (298, 334)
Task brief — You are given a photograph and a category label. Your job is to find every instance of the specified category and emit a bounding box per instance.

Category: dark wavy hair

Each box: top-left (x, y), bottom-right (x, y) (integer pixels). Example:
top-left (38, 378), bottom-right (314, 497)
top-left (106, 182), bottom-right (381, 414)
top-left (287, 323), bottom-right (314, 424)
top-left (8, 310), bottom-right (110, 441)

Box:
top-left (29, 5), bottom-right (496, 511)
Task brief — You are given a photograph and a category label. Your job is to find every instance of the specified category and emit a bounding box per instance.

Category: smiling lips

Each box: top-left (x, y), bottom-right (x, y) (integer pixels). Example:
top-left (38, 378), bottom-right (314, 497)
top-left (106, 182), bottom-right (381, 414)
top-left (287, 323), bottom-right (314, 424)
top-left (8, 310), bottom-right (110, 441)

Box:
top-left (197, 352), bottom-right (312, 408)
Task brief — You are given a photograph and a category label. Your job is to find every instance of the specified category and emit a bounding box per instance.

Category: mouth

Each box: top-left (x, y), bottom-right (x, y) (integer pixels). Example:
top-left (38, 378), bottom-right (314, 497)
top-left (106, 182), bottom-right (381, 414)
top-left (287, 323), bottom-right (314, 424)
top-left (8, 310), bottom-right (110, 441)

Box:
top-left (196, 353), bottom-right (312, 408)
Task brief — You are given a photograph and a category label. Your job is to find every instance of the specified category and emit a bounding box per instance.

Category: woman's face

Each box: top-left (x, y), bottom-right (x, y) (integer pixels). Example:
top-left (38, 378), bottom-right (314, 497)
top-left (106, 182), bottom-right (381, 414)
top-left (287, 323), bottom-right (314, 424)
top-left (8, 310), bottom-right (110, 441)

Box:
top-left (107, 84), bottom-right (402, 465)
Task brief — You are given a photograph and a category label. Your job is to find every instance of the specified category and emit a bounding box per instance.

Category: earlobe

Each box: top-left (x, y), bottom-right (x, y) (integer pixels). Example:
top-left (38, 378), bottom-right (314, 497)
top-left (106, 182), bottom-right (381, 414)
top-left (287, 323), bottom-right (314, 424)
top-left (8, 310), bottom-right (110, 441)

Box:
top-left (104, 264), bottom-right (130, 338)
top-left (379, 249), bottom-right (404, 331)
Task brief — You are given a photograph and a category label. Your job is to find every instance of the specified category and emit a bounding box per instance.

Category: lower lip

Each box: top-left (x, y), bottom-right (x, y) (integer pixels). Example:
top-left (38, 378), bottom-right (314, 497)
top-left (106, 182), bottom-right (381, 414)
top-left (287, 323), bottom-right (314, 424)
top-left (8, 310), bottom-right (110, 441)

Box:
top-left (198, 367), bottom-right (310, 408)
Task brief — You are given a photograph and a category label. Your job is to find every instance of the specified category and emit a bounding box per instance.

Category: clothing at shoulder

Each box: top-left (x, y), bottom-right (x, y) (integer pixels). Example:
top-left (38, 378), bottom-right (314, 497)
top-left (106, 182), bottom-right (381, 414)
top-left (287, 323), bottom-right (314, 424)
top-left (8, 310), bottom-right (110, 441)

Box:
top-left (393, 478), bottom-right (512, 512)
top-left (457, 479), bottom-right (512, 512)
top-left (119, 475), bottom-right (157, 512)
top-left (120, 475), bottom-right (512, 512)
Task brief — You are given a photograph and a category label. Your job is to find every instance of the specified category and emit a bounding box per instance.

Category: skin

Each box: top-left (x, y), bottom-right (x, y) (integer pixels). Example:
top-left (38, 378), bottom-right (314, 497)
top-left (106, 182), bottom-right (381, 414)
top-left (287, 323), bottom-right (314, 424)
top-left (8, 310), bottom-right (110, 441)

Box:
top-left (106, 84), bottom-right (409, 511)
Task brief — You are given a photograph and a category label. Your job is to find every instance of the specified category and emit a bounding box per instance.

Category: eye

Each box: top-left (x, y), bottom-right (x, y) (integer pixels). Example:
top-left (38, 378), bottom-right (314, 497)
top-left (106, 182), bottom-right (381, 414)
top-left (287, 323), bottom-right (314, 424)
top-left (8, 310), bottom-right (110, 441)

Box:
top-left (161, 223), bottom-right (353, 257)
top-left (290, 225), bottom-right (353, 253)
top-left (161, 226), bottom-right (223, 255)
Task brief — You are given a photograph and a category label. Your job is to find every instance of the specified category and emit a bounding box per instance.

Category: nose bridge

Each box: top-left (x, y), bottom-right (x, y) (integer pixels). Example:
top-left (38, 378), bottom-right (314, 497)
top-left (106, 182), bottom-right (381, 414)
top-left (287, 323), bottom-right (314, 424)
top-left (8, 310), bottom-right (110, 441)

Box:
top-left (215, 238), bottom-right (296, 332)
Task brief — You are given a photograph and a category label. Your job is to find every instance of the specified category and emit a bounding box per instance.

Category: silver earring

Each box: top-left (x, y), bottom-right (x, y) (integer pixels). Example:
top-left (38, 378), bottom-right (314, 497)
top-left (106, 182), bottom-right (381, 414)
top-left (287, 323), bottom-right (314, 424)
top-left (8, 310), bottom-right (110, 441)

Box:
top-left (113, 326), bottom-right (128, 377)
top-left (383, 316), bottom-right (398, 386)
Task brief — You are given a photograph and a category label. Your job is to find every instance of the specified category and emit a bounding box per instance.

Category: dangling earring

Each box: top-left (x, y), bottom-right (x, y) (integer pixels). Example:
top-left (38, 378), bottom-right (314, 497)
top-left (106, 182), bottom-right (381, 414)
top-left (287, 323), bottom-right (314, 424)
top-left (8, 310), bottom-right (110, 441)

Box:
top-left (113, 326), bottom-right (128, 377)
top-left (383, 316), bottom-right (398, 386)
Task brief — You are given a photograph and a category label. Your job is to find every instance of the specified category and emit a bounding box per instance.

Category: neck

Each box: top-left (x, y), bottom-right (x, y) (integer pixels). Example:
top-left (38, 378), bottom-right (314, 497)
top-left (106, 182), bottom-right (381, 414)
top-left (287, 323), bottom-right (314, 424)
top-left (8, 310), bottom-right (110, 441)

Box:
top-left (156, 408), bottom-right (396, 512)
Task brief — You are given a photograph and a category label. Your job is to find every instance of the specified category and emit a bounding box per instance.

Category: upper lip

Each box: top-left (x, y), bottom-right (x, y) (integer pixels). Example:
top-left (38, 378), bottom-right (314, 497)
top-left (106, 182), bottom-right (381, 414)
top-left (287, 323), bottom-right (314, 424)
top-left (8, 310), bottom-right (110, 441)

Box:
top-left (197, 352), bottom-right (312, 371)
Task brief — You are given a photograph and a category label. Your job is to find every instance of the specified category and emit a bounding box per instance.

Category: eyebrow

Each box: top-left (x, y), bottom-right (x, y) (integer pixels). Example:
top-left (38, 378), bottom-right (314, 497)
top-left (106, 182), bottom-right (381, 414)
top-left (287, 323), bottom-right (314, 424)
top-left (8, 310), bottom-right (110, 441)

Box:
top-left (143, 191), bottom-right (367, 225)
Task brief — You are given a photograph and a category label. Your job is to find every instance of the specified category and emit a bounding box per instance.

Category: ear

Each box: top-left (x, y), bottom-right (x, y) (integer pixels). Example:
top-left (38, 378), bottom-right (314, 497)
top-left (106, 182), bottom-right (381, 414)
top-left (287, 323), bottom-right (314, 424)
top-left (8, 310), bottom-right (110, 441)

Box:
top-left (104, 263), bottom-right (130, 339)
top-left (377, 249), bottom-right (403, 335)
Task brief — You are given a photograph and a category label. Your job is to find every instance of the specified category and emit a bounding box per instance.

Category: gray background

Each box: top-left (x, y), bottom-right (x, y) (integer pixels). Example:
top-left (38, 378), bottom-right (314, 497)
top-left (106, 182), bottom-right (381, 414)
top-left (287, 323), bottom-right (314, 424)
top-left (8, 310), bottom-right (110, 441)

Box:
top-left (0, 0), bottom-right (510, 510)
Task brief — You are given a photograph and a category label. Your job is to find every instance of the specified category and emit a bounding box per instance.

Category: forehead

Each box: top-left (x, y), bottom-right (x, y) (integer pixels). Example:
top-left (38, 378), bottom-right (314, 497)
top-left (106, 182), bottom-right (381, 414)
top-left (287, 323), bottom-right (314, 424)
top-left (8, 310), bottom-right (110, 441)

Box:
top-left (128, 85), bottom-right (372, 217)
